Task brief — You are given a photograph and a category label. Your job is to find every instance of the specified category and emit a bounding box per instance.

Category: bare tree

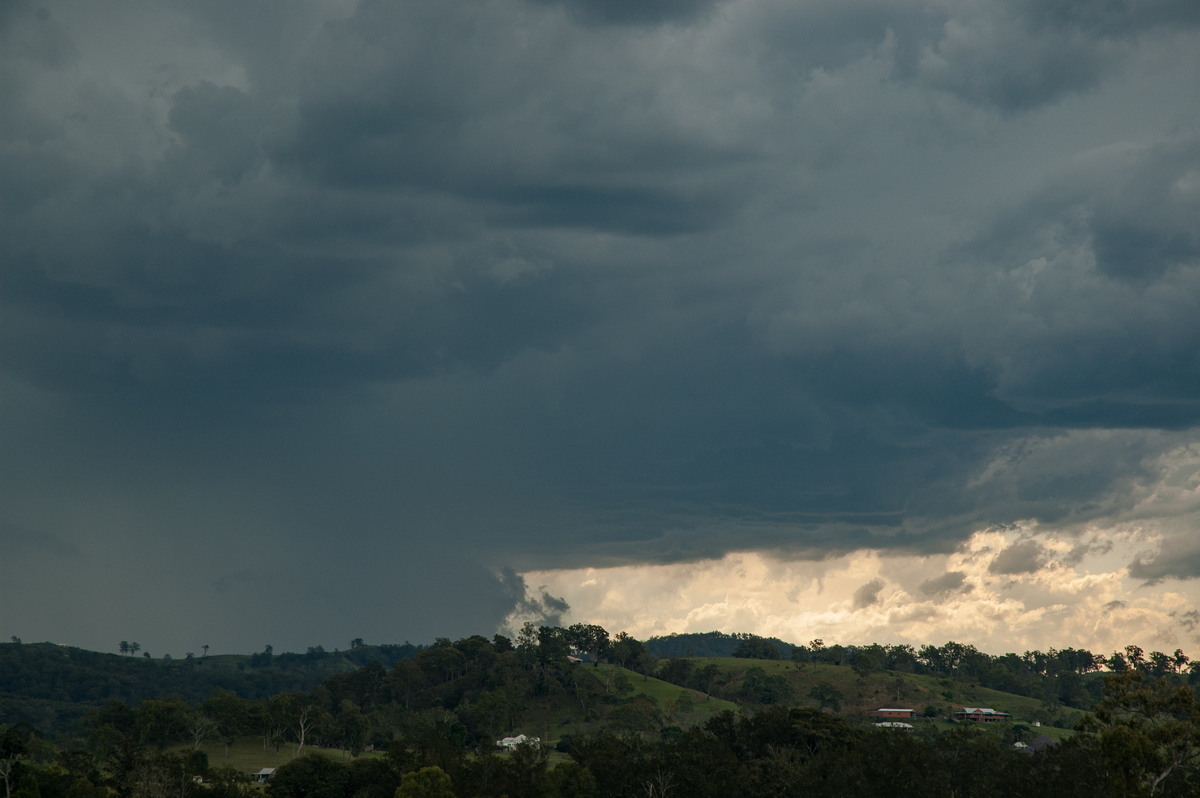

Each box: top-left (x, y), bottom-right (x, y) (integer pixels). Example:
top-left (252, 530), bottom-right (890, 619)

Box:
top-left (190, 714), bottom-right (219, 751)
top-left (1, 757), bottom-right (17, 798)
top-left (293, 704), bottom-right (316, 756)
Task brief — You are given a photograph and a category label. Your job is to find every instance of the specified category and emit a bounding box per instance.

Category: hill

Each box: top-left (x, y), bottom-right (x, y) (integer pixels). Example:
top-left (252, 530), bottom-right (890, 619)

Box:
top-left (656, 656), bottom-right (1083, 733)
top-left (0, 641), bottom-right (419, 735)
top-left (3, 630), bottom-right (1197, 798)
top-left (0, 633), bottom-right (1092, 750)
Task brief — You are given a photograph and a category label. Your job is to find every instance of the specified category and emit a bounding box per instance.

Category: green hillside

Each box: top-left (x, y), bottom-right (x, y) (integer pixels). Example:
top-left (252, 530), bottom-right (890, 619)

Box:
top-left (6, 630), bottom-right (1200, 797)
top-left (655, 656), bottom-right (1084, 734)
top-left (0, 641), bottom-right (420, 736)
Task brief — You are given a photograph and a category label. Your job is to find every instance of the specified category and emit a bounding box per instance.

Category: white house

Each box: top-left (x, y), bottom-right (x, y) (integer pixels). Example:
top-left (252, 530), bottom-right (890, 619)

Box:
top-left (496, 734), bottom-right (540, 750)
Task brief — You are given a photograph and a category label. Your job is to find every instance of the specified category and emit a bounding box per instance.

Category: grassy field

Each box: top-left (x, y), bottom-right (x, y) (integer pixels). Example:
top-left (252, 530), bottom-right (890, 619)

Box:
top-left (588, 663), bottom-right (740, 723)
top-left (488, 664), bottom-right (740, 747)
top-left (670, 656), bottom-right (1083, 736)
top-left (187, 658), bottom-right (1082, 777)
top-left (188, 737), bottom-right (363, 776)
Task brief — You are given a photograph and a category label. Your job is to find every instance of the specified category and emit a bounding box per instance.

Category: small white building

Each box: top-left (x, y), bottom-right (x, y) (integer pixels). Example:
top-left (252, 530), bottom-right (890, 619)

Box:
top-left (496, 734), bottom-right (540, 750)
top-left (253, 768), bottom-right (276, 784)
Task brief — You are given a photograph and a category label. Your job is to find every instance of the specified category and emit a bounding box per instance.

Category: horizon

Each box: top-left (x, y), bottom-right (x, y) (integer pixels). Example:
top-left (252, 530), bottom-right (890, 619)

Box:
top-left (7, 626), bottom-right (1184, 667)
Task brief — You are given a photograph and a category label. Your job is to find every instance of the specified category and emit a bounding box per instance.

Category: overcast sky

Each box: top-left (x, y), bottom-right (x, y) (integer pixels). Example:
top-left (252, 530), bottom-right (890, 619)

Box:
top-left (3, 0), bottom-right (1200, 659)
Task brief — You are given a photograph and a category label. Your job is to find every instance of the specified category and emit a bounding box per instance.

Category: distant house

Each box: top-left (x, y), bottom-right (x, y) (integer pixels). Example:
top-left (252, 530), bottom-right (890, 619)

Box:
top-left (871, 708), bottom-right (917, 719)
top-left (496, 734), bottom-right (540, 750)
top-left (953, 707), bottom-right (1011, 723)
top-left (1013, 735), bottom-right (1056, 754)
top-left (252, 768), bottom-right (276, 784)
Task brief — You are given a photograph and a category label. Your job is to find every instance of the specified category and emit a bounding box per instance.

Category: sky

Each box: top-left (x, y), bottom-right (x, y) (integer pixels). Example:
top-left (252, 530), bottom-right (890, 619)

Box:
top-left (3, 0), bottom-right (1200, 660)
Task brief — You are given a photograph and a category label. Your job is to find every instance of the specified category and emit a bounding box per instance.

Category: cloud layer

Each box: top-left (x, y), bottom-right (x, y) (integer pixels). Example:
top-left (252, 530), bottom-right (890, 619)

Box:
top-left (2, 0), bottom-right (1200, 655)
top-left (524, 524), bottom-right (1200, 655)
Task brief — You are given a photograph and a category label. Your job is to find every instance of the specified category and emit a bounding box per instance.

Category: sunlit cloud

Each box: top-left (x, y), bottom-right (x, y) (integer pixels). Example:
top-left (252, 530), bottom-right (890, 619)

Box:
top-left (521, 522), bottom-right (1200, 656)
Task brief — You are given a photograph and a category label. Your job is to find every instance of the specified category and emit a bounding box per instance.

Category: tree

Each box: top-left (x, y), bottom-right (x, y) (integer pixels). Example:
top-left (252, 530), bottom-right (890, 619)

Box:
top-left (806, 639), bottom-right (825, 670)
top-left (85, 702), bottom-right (143, 791)
top-left (202, 691), bottom-right (248, 759)
top-left (497, 740), bottom-right (550, 798)
top-left (740, 668), bottom-right (793, 705)
top-left (270, 754), bottom-right (352, 798)
top-left (395, 766), bottom-right (455, 798)
top-left (201, 645), bottom-right (209, 658)
top-left (566, 624), bottom-right (611, 666)
top-left (546, 761), bottom-right (596, 798)
top-left (851, 644), bottom-right (885, 678)
top-left (292, 703), bottom-right (319, 756)
top-left (606, 696), bottom-right (662, 734)
top-left (188, 714), bottom-right (218, 752)
top-left (1080, 668), bottom-right (1200, 795)
top-left (134, 698), bottom-right (191, 749)
top-left (732, 637), bottom-right (781, 660)
top-left (807, 682), bottom-right (843, 713)
top-left (610, 632), bottom-right (647, 670)
top-left (272, 693), bottom-right (325, 757)
top-left (1, 725), bottom-right (28, 798)
top-left (10, 773), bottom-right (38, 798)
top-left (119, 642), bottom-right (130, 656)
top-left (669, 690), bottom-right (696, 722)
top-left (332, 700), bottom-right (367, 757)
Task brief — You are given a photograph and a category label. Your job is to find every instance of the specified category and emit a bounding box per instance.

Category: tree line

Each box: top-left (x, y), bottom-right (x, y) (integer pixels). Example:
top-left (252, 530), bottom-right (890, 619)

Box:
top-left (3, 628), bottom-right (1200, 796)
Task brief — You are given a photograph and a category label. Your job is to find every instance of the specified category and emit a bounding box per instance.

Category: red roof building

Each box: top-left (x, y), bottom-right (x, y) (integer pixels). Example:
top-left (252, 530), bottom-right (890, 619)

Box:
top-left (871, 708), bottom-right (917, 719)
top-left (953, 707), bottom-right (1011, 723)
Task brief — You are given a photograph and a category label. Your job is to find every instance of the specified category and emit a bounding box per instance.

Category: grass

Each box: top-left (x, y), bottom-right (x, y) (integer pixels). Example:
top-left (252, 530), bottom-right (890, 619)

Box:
top-left (187, 737), bottom-right (363, 776)
top-left (494, 664), bottom-right (740, 748)
top-left (588, 663), bottom-right (740, 724)
top-left (670, 656), bottom-right (1084, 737)
top-left (186, 659), bottom-right (1083, 775)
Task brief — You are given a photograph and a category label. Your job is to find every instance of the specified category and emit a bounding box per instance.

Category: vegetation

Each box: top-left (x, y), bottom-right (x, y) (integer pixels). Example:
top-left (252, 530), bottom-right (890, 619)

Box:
top-left (0, 642), bottom-right (420, 735)
top-left (2, 631), bottom-right (1200, 796)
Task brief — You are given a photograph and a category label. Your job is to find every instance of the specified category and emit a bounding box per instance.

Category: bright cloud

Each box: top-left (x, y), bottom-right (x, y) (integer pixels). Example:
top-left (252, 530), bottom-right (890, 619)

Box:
top-left (521, 522), bottom-right (1200, 656)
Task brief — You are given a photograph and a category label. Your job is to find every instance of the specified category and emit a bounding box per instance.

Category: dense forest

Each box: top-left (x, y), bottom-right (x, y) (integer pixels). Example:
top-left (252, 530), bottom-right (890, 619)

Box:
top-left (2, 629), bottom-right (1199, 797)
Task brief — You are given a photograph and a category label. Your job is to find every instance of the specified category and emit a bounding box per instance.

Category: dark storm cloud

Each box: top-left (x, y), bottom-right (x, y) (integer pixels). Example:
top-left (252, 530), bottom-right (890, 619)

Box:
top-left (1089, 140), bottom-right (1200, 283)
top-left (2, 0), bottom-right (1200, 652)
top-left (1176, 610), bottom-right (1200, 634)
top-left (1063, 538), bottom-right (1113, 567)
top-left (527, 0), bottom-right (722, 27)
top-left (0, 2), bottom-right (76, 69)
top-left (950, 139), bottom-right (1200, 427)
top-left (167, 82), bottom-right (266, 184)
top-left (1130, 549), bottom-right (1200, 584)
top-left (500, 568), bottom-right (572, 629)
top-left (910, 0), bottom-right (1200, 111)
top-left (853, 578), bottom-right (885, 609)
top-left (919, 571), bottom-right (971, 597)
top-left (989, 540), bottom-right (1048, 575)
